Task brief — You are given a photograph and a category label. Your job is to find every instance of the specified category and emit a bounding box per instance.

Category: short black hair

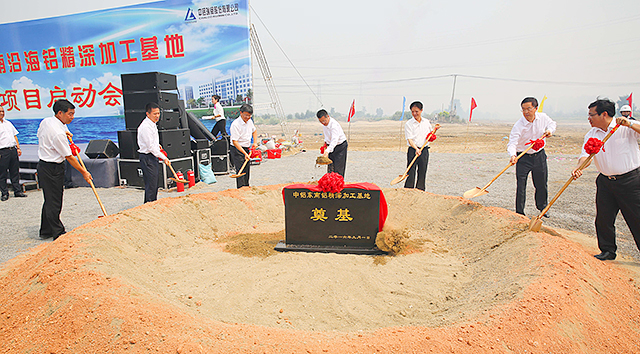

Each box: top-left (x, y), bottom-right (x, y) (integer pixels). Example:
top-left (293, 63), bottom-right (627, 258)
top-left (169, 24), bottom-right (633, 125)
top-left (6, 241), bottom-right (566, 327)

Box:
top-left (53, 99), bottom-right (75, 115)
top-left (521, 97), bottom-right (538, 108)
top-left (409, 101), bottom-right (423, 110)
top-left (145, 102), bottom-right (160, 113)
top-left (588, 98), bottom-right (615, 118)
top-left (212, 94), bottom-right (221, 101)
top-left (316, 109), bottom-right (329, 119)
top-left (239, 103), bottom-right (253, 114)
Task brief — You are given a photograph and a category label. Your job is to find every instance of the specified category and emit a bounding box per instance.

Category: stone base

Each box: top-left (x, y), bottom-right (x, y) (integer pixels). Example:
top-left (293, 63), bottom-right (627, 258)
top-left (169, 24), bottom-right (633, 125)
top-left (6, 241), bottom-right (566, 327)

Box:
top-left (274, 241), bottom-right (386, 255)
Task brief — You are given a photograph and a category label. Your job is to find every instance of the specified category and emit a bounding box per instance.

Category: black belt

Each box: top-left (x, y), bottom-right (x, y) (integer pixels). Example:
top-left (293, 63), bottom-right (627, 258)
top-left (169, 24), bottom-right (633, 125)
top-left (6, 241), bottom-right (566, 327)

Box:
top-left (39, 159), bottom-right (63, 165)
top-left (0, 146), bottom-right (16, 151)
top-left (604, 167), bottom-right (640, 181)
top-left (517, 148), bottom-right (544, 156)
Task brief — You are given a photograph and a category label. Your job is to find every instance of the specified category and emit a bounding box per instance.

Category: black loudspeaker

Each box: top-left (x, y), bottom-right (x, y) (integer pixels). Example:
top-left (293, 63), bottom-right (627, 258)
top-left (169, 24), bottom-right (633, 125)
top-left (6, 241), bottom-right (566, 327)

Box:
top-left (117, 130), bottom-right (139, 159)
top-left (186, 111), bottom-right (215, 141)
top-left (194, 148), bottom-right (211, 166)
top-left (85, 139), bottom-right (120, 159)
top-left (211, 136), bottom-right (229, 155)
top-left (159, 129), bottom-right (191, 159)
top-left (191, 139), bottom-right (211, 150)
top-left (211, 155), bottom-right (229, 175)
top-left (121, 72), bottom-right (177, 92)
top-left (123, 92), bottom-right (179, 112)
top-left (124, 110), bottom-right (181, 130)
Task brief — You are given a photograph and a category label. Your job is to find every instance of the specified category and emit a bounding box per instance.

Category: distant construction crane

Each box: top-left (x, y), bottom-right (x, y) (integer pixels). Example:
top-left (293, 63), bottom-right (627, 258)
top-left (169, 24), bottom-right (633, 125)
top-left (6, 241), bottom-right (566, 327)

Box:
top-left (250, 24), bottom-right (289, 137)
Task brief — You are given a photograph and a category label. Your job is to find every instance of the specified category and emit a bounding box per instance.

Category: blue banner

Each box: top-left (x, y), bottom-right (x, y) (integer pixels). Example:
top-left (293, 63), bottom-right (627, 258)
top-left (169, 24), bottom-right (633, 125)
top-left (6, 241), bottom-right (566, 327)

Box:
top-left (0, 0), bottom-right (251, 119)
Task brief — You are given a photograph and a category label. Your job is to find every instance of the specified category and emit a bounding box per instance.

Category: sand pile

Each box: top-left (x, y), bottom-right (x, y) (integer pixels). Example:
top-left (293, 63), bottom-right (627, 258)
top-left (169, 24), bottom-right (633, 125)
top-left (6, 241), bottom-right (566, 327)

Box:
top-left (1, 186), bottom-right (639, 353)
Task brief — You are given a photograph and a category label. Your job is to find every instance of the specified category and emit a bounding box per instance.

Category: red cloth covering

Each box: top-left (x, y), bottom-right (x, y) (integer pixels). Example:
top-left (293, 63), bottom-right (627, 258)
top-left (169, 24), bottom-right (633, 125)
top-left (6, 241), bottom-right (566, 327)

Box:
top-left (428, 134), bottom-right (437, 142)
top-left (69, 143), bottom-right (81, 156)
top-left (320, 143), bottom-right (327, 154)
top-left (158, 148), bottom-right (168, 161)
top-left (283, 181), bottom-right (388, 231)
top-left (584, 137), bottom-right (605, 155)
top-left (525, 138), bottom-right (545, 151)
top-left (318, 172), bottom-right (344, 193)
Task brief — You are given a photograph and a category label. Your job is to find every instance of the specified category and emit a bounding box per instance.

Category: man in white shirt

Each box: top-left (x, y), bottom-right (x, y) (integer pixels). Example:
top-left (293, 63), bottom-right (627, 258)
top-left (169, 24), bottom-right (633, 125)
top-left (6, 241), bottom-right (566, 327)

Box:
top-left (229, 104), bottom-right (257, 188)
top-left (404, 101), bottom-right (432, 191)
top-left (619, 105), bottom-right (635, 120)
top-left (317, 109), bottom-right (348, 177)
top-left (37, 99), bottom-right (92, 240)
top-left (210, 95), bottom-right (228, 138)
top-left (571, 98), bottom-right (640, 261)
top-left (507, 97), bottom-right (556, 216)
top-left (137, 102), bottom-right (171, 203)
top-left (0, 106), bottom-right (26, 201)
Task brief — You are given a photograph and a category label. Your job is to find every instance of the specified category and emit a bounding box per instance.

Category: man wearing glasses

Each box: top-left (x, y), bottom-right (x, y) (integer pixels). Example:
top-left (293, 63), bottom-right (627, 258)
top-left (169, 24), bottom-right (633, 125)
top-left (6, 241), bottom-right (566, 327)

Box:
top-left (571, 98), bottom-right (640, 261)
top-left (507, 97), bottom-right (556, 216)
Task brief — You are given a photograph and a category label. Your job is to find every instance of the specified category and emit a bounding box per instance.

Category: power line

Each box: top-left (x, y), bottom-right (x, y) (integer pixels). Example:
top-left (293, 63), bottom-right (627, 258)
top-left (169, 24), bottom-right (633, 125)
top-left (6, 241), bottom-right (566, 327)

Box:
top-left (250, 5), bottom-right (323, 107)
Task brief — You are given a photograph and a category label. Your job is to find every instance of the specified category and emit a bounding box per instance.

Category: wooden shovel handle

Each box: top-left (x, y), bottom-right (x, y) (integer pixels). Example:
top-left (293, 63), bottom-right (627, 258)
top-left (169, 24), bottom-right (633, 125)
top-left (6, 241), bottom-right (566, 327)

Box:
top-left (67, 137), bottom-right (108, 216)
top-left (400, 124), bottom-right (440, 177)
top-left (534, 124), bottom-right (620, 220)
top-left (480, 133), bottom-right (547, 191)
top-left (234, 158), bottom-right (249, 176)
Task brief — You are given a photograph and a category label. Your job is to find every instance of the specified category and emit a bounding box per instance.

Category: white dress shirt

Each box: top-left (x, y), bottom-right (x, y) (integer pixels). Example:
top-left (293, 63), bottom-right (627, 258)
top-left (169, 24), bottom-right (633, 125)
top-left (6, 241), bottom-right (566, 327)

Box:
top-left (0, 119), bottom-right (18, 149)
top-left (507, 112), bottom-right (557, 156)
top-left (580, 120), bottom-right (640, 176)
top-left (404, 116), bottom-right (433, 147)
top-left (230, 117), bottom-right (256, 148)
top-left (213, 103), bottom-right (225, 122)
top-left (322, 117), bottom-right (347, 153)
top-left (137, 117), bottom-right (165, 160)
top-left (37, 117), bottom-right (72, 163)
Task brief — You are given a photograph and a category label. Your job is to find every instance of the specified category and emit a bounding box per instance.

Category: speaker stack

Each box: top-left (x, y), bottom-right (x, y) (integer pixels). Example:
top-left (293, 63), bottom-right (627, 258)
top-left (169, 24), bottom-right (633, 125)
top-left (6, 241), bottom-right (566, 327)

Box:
top-left (117, 72), bottom-right (193, 189)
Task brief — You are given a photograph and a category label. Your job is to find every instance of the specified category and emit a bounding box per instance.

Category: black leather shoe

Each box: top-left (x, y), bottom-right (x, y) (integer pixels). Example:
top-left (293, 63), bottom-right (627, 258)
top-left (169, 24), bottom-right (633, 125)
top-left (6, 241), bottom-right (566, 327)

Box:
top-left (0, 194), bottom-right (8, 201)
top-left (542, 212), bottom-right (550, 218)
top-left (14, 192), bottom-right (27, 197)
top-left (594, 251), bottom-right (616, 260)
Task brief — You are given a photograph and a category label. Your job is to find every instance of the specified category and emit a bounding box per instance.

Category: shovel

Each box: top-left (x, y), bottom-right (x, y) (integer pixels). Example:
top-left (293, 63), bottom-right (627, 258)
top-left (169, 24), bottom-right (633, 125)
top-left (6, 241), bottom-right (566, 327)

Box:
top-left (167, 163), bottom-right (188, 183)
top-left (391, 124), bottom-right (440, 185)
top-left (529, 124), bottom-right (621, 232)
top-left (464, 133), bottom-right (547, 199)
top-left (230, 158), bottom-right (249, 178)
top-left (68, 137), bottom-right (108, 217)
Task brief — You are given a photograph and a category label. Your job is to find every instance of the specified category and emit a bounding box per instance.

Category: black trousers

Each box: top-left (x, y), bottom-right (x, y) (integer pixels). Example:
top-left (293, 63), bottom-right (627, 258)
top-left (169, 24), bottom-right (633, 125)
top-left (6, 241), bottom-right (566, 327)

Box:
top-left (404, 147), bottom-right (429, 191)
top-left (595, 168), bottom-right (640, 254)
top-left (140, 153), bottom-right (160, 203)
top-left (230, 145), bottom-right (250, 188)
top-left (38, 160), bottom-right (66, 239)
top-left (0, 147), bottom-right (21, 196)
top-left (211, 119), bottom-right (227, 138)
top-left (515, 149), bottom-right (548, 215)
top-left (327, 141), bottom-right (348, 177)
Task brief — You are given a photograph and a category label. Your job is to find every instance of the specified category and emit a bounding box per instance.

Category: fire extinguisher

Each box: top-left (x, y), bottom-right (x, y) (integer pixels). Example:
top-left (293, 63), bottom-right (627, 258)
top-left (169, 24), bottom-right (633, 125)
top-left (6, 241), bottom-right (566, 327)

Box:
top-left (187, 170), bottom-right (196, 188)
top-left (176, 171), bottom-right (185, 192)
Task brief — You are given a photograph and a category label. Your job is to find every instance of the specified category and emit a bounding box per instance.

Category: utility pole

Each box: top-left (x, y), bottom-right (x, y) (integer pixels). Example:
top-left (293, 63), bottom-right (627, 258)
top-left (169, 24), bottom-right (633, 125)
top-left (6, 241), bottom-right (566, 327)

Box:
top-left (250, 24), bottom-right (289, 137)
top-left (449, 74), bottom-right (458, 118)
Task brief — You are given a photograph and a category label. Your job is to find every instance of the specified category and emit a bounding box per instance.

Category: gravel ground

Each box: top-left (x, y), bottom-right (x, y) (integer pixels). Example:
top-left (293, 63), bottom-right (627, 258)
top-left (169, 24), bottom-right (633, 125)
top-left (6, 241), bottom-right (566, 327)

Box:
top-left (2, 150), bottom-right (639, 265)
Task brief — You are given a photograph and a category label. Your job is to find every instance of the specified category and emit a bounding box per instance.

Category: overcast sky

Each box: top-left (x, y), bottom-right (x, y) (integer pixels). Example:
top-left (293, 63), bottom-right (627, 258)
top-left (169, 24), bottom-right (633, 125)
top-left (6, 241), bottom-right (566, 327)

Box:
top-left (2, 0), bottom-right (639, 121)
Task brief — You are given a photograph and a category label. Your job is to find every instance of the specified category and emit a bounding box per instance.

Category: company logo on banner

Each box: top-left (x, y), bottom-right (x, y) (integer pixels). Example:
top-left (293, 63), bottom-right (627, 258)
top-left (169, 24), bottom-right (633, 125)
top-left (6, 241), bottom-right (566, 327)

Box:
top-left (0, 0), bottom-right (252, 119)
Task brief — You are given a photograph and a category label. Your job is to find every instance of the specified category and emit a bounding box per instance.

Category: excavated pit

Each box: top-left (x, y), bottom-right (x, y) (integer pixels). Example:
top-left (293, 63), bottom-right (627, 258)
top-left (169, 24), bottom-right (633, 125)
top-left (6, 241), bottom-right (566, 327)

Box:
top-left (2, 185), bottom-right (640, 353)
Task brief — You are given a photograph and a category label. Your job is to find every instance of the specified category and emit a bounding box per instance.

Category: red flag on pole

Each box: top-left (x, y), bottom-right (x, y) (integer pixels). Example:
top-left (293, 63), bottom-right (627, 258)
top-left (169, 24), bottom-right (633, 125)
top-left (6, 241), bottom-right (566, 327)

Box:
top-left (627, 93), bottom-right (633, 108)
top-left (469, 97), bottom-right (477, 122)
top-left (347, 99), bottom-right (355, 122)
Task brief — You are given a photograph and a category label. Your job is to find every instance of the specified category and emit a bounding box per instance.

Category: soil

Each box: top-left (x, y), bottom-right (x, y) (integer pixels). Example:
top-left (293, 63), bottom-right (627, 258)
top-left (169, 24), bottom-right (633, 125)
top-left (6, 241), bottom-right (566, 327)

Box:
top-left (2, 185), bottom-right (640, 353)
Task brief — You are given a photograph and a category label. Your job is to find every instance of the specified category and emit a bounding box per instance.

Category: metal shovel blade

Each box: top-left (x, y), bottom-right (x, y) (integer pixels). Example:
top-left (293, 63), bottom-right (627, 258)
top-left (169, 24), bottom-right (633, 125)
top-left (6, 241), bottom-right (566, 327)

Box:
top-left (463, 187), bottom-right (488, 199)
top-left (169, 177), bottom-right (188, 183)
top-left (230, 172), bottom-right (246, 178)
top-left (390, 174), bottom-right (407, 186)
top-left (529, 217), bottom-right (543, 232)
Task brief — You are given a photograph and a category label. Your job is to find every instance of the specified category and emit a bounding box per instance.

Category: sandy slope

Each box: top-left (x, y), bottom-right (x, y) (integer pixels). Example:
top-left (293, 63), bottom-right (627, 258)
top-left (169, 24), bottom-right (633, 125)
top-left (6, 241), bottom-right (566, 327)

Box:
top-left (1, 186), bottom-right (639, 353)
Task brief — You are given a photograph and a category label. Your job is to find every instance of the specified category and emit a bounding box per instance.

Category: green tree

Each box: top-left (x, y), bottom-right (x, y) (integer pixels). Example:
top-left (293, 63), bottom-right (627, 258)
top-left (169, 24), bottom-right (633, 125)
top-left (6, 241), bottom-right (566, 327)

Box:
top-left (246, 89), bottom-right (253, 104)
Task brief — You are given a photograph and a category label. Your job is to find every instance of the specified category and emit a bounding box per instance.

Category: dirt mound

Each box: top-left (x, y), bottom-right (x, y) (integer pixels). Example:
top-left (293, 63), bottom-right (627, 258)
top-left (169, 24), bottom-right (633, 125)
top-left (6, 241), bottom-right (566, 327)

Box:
top-left (1, 186), bottom-right (639, 353)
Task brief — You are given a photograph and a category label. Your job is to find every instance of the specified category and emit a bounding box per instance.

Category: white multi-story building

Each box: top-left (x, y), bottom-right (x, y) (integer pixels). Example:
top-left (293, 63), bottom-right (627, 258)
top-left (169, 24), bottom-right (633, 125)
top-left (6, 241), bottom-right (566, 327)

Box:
top-left (197, 72), bottom-right (252, 104)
